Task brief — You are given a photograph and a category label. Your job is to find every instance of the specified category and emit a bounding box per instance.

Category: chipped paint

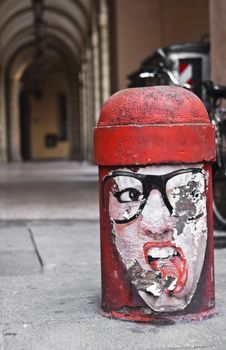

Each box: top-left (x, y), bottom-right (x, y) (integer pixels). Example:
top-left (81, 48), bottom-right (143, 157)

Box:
top-left (107, 164), bottom-right (207, 313)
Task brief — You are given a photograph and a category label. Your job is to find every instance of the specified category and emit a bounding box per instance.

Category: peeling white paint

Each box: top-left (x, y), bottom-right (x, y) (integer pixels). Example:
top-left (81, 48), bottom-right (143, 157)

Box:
top-left (167, 277), bottom-right (177, 291)
top-left (107, 164), bottom-right (208, 313)
top-left (146, 283), bottom-right (162, 297)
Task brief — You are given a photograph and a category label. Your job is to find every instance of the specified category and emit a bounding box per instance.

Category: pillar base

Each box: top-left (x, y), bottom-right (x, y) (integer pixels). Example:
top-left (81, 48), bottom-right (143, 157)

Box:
top-left (100, 306), bottom-right (216, 324)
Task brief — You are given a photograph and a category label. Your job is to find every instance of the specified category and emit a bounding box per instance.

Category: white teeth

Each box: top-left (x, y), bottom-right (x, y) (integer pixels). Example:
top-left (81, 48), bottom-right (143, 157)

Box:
top-left (148, 247), bottom-right (176, 259)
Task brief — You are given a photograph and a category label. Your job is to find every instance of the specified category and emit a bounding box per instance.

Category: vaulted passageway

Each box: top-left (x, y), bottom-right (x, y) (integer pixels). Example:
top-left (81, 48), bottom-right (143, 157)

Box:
top-left (0, 0), bottom-right (110, 162)
top-left (18, 53), bottom-right (77, 161)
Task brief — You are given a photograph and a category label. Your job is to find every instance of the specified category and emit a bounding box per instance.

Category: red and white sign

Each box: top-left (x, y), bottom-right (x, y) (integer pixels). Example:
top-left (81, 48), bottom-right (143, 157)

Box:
top-left (179, 63), bottom-right (193, 86)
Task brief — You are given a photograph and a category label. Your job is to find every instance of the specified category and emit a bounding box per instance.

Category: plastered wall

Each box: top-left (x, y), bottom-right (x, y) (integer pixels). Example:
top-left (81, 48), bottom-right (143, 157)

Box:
top-left (113, 0), bottom-right (209, 90)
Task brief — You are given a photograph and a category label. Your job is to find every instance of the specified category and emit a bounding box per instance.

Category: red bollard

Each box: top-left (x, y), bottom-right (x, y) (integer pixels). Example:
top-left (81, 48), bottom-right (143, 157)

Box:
top-left (94, 86), bottom-right (216, 322)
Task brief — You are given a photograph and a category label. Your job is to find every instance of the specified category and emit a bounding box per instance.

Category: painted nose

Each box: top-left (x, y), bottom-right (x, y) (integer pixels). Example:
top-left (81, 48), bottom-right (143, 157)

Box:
top-left (140, 189), bottom-right (174, 237)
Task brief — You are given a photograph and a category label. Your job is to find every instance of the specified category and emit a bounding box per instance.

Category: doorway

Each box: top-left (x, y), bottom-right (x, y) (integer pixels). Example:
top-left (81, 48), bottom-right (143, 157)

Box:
top-left (19, 56), bottom-right (70, 161)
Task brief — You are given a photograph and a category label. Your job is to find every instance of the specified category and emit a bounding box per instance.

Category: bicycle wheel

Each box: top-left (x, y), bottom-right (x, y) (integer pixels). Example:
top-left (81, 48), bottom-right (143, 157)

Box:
top-left (213, 176), bottom-right (226, 229)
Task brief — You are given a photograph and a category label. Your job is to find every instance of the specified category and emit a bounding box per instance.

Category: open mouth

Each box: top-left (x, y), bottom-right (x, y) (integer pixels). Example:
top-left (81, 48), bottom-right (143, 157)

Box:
top-left (143, 241), bottom-right (188, 296)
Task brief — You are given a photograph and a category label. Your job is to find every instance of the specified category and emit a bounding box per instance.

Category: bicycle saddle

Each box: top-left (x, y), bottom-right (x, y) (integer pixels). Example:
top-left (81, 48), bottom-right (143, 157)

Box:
top-left (203, 80), bottom-right (226, 99)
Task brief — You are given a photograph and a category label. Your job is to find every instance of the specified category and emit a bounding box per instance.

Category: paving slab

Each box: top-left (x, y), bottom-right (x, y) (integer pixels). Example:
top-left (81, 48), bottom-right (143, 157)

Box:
top-left (0, 161), bottom-right (99, 220)
top-left (0, 182), bottom-right (99, 220)
top-left (0, 220), bottom-right (225, 349)
top-left (0, 251), bottom-right (41, 277)
top-left (0, 227), bottom-right (35, 252)
top-left (2, 314), bottom-right (226, 350)
top-left (28, 221), bottom-right (100, 273)
top-left (0, 226), bottom-right (41, 276)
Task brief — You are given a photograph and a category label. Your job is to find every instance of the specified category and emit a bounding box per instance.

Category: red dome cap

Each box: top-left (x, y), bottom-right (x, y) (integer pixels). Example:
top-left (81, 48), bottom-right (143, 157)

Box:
top-left (98, 86), bottom-right (209, 126)
top-left (94, 86), bottom-right (215, 166)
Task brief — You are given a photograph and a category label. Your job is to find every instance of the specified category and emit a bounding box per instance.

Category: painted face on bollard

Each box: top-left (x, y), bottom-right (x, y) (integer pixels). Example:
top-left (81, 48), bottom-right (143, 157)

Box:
top-left (103, 165), bottom-right (208, 313)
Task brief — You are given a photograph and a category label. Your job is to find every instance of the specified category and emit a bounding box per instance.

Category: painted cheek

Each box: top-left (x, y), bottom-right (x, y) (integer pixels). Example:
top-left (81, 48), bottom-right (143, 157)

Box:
top-left (109, 193), bottom-right (123, 220)
top-left (114, 221), bottom-right (148, 263)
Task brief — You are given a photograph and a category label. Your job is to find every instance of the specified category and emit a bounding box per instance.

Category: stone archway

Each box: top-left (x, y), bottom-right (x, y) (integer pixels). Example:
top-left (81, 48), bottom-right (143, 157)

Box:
top-left (0, 0), bottom-right (110, 163)
top-left (5, 47), bottom-right (82, 162)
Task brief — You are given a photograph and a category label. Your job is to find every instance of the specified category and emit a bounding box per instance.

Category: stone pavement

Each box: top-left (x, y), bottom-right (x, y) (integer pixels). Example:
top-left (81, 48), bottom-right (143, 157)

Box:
top-left (0, 220), bottom-right (225, 350)
top-left (0, 161), bottom-right (98, 220)
top-left (0, 162), bottom-right (225, 349)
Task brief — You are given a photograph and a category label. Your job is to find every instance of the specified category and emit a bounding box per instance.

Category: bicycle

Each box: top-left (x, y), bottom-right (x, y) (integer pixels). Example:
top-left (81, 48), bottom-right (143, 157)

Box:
top-left (134, 52), bottom-right (226, 229)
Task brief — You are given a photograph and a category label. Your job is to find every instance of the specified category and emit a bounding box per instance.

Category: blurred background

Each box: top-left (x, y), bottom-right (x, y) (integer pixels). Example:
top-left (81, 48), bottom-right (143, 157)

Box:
top-left (0, 0), bottom-right (223, 164)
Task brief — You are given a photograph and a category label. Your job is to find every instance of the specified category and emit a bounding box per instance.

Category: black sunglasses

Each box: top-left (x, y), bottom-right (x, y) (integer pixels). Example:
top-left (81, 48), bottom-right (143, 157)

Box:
top-left (102, 168), bottom-right (205, 224)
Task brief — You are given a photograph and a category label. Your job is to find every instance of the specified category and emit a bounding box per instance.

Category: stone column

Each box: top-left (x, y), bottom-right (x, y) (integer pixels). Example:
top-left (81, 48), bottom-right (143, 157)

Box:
top-left (79, 53), bottom-right (89, 160)
top-left (8, 78), bottom-right (22, 161)
top-left (67, 72), bottom-right (82, 160)
top-left (91, 15), bottom-right (101, 124)
top-left (0, 67), bottom-right (8, 162)
top-left (99, 0), bottom-right (110, 104)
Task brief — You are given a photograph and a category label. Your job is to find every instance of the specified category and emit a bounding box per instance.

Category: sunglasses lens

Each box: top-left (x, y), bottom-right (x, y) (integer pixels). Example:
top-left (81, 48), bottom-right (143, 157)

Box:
top-left (109, 176), bottom-right (144, 222)
top-left (166, 171), bottom-right (206, 218)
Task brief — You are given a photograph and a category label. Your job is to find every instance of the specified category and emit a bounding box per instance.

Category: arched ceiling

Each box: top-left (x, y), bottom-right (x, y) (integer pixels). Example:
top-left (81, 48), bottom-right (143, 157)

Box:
top-left (0, 0), bottom-right (99, 75)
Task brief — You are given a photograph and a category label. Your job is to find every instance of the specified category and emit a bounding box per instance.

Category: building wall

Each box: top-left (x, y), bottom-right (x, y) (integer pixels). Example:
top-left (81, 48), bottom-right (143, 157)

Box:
top-left (112, 0), bottom-right (209, 90)
top-left (0, 0), bottom-right (213, 163)
top-left (210, 0), bottom-right (226, 85)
